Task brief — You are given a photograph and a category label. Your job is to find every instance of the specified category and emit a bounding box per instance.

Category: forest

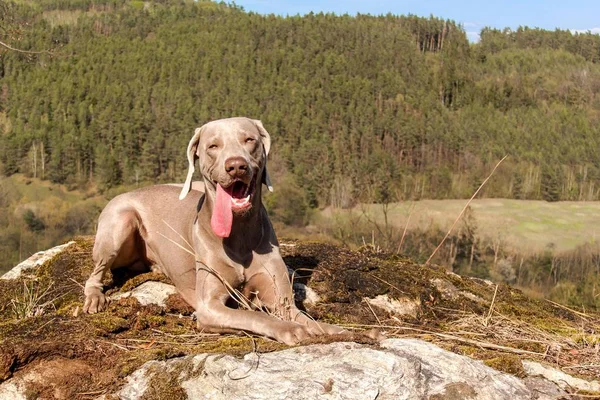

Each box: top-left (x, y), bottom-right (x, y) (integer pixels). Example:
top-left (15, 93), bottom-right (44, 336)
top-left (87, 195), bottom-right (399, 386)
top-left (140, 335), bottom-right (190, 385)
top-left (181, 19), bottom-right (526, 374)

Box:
top-left (2, 0), bottom-right (600, 204)
top-left (2, 0), bottom-right (600, 307)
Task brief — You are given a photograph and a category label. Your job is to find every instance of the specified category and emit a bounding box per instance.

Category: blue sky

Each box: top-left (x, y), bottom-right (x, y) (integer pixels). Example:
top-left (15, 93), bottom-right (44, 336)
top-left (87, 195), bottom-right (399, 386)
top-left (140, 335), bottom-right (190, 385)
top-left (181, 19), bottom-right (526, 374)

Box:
top-left (233, 0), bottom-right (600, 41)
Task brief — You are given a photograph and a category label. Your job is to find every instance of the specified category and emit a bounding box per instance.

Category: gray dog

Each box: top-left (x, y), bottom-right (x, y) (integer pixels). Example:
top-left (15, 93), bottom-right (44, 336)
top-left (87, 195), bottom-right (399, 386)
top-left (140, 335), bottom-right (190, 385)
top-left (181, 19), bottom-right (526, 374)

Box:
top-left (83, 117), bottom-right (343, 344)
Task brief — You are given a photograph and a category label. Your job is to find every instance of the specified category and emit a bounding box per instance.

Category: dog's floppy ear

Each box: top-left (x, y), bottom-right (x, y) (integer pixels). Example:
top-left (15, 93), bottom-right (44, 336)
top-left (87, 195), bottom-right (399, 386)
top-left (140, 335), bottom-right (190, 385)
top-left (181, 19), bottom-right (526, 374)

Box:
top-left (179, 126), bottom-right (203, 200)
top-left (252, 119), bottom-right (273, 192)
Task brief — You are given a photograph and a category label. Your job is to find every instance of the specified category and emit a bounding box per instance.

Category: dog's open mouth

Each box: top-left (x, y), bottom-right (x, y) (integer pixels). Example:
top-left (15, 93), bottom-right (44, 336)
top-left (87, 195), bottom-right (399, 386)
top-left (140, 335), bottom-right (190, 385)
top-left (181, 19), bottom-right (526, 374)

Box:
top-left (225, 179), bottom-right (254, 211)
top-left (211, 178), bottom-right (256, 238)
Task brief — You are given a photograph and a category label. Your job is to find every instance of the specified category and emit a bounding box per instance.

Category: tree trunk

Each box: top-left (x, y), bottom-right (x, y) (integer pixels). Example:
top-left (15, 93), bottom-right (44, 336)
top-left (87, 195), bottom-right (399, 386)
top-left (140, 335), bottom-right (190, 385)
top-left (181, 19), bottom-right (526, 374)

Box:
top-left (32, 142), bottom-right (37, 178)
top-left (469, 238), bottom-right (476, 269)
top-left (40, 142), bottom-right (45, 179)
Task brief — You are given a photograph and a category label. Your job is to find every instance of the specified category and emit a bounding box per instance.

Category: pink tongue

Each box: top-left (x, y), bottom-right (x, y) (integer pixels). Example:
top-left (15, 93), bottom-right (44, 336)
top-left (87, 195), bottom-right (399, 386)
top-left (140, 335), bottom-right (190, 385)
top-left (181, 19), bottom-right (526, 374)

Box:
top-left (211, 184), bottom-right (233, 238)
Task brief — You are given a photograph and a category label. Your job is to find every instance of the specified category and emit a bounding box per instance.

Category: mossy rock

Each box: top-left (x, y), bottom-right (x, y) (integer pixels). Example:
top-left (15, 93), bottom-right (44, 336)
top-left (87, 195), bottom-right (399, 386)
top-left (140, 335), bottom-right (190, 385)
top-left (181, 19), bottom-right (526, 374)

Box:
top-left (281, 241), bottom-right (582, 330)
top-left (90, 315), bottom-right (130, 335)
top-left (0, 236), bottom-right (598, 396)
top-left (484, 355), bottom-right (526, 378)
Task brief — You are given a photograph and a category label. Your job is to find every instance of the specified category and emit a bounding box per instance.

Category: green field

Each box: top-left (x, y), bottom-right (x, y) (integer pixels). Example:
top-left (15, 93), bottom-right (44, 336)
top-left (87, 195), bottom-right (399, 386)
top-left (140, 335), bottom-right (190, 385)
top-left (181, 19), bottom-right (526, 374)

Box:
top-left (321, 199), bottom-right (600, 253)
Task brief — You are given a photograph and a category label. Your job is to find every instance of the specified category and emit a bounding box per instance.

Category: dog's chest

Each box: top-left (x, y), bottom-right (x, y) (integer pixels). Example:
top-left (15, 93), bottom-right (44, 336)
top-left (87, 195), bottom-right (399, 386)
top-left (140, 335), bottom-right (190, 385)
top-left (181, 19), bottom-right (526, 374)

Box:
top-left (219, 259), bottom-right (247, 287)
top-left (215, 247), bottom-right (254, 286)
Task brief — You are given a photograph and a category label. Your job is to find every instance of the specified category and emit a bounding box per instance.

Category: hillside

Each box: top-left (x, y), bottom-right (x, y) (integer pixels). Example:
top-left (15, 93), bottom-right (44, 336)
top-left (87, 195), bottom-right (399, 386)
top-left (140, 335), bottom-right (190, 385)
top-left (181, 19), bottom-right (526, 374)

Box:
top-left (0, 238), bottom-right (599, 398)
top-left (318, 199), bottom-right (600, 310)
top-left (1, 0), bottom-right (600, 209)
top-left (0, 174), bottom-right (107, 273)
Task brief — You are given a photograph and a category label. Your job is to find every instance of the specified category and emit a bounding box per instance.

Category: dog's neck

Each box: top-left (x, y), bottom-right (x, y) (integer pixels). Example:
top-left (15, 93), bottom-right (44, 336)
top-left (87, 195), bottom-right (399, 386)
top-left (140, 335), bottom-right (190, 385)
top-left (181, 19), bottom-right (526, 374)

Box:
top-left (199, 181), bottom-right (266, 252)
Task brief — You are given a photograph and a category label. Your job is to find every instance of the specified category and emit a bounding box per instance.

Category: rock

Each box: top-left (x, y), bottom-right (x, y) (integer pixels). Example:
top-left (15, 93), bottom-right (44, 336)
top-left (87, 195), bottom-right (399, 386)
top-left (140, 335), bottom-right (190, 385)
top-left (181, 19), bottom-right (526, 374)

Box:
top-left (111, 281), bottom-right (177, 307)
top-left (109, 339), bottom-right (532, 400)
top-left (431, 278), bottom-right (486, 304)
top-left (365, 294), bottom-right (420, 318)
top-left (522, 377), bottom-right (569, 400)
top-left (522, 360), bottom-right (600, 393)
top-left (293, 282), bottom-right (321, 306)
top-left (0, 241), bottom-right (76, 280)
top-left (0, 381), bottom-right (26, 400)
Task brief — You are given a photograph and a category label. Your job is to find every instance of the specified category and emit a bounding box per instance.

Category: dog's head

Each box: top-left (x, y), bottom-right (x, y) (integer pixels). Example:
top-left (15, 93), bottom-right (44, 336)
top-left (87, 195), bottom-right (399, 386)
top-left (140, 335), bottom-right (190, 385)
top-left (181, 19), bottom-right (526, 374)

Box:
top-left (179, 117), bottom-right (272, 237)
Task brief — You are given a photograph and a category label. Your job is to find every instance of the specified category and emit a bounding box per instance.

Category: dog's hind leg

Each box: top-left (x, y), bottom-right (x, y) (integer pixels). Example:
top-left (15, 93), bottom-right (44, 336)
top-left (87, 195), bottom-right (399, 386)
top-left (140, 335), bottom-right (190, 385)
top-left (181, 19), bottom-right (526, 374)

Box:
top-left (84, 209), bottom-right (140, 314)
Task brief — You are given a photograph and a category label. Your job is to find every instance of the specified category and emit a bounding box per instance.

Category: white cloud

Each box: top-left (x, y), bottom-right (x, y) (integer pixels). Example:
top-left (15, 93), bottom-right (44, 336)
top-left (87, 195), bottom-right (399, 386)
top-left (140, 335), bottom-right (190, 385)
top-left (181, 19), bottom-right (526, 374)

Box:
top-left (570, 27), bottom-right (600, 35)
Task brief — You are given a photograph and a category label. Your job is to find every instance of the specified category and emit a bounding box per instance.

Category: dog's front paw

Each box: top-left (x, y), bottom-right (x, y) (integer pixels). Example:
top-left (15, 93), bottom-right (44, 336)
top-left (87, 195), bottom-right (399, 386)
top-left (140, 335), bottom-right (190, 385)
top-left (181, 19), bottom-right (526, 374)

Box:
top-left (83, 288), bottom-right (108, 314)
top-left (277, 323), bottom-right (313, 345)
top-left (306, 321), bottom-right (346, 336)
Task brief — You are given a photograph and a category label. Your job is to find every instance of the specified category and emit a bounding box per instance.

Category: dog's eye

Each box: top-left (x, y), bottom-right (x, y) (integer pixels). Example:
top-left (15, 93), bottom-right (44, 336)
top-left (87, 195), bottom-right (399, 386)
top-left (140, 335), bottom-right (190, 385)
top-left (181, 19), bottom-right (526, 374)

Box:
top-left (245, 137), bottom-right (256, 144)
top-left (208, 144), bottom-right (218, 150)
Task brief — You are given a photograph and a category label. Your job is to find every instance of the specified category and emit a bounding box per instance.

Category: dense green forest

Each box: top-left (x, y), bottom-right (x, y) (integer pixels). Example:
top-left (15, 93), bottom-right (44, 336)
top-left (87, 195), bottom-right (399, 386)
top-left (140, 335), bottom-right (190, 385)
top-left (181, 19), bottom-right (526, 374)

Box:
top-left (2, 0), bottom-right (600, 207)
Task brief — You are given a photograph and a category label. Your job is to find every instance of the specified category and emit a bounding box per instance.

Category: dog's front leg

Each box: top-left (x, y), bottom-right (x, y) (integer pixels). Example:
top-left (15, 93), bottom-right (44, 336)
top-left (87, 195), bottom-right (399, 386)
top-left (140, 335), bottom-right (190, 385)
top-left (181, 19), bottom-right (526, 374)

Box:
top-left (193, 262), bottom-right (314, 345)
top-left (247, 256), bottom-right (346, 336)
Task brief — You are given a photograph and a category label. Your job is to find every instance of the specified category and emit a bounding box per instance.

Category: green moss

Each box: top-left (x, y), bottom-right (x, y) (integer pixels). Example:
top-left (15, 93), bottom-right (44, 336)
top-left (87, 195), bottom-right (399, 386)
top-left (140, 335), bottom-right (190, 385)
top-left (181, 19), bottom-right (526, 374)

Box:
top-left (2, 237), bottom-right (600, 396)
top-left (146, 316), bottom-right (166, 327)
top-left (573, 390), bottom-right (600, 397)
top-left (139, 360), bottom-right (199, 400)
top-left (285, 241), bottom-right (593, 334)
top-left (198, 336), bottom-right (254, 353)
top-left (89, 315), bottom-right (130, 334)
top-left (56, 300), bottom-right (83, 316)
top-left (120, 272), bottom-right (173, 293)
top-left (24, 387), bottom-right (41, 400)
top-left (317, 312), bottom-right (347, 325)
top-left (132, 314), bottom-right (166, 331)
top-left (29, 238), bottom-right (95, 315)
top-left (149, 348), bottom-right (185, 361)
top-left (118, 363), bottom-right (138, 378)
top-left (199, 336), bottom-right (286, 355)
top-left (483, 355), bottom-right (526, 377)
top-left (114, 348), bottom-right (186, 379)
top-left (156, 323), bottom-right (194, 336)
top-left (526, 317), bottom-right (577, 335)
top-left (571, 334), bottom-right (600, 345)
top-left (0, 239), bottom-right (93, 322)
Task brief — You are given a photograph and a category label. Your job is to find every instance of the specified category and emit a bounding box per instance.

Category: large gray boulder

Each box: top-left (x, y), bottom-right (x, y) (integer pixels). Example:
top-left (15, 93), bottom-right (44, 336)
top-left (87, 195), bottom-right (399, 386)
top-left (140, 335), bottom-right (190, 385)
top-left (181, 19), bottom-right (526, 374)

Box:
top-left (110, 339), bottom-right (537, 400)
top-left (1, 241), bottom-right (76, 280)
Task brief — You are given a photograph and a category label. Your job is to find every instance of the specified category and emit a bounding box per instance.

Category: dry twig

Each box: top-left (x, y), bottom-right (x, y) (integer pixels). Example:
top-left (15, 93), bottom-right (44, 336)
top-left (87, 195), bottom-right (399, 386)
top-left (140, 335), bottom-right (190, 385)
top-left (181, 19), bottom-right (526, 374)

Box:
top-left (426, 155), bottom-right (508, 265)
top-left (363, 298), bottom-right (382, 325)
top-left (484, 284), bottom-right (499, 327)
top-left (397, 203), bottom-right (414, 254)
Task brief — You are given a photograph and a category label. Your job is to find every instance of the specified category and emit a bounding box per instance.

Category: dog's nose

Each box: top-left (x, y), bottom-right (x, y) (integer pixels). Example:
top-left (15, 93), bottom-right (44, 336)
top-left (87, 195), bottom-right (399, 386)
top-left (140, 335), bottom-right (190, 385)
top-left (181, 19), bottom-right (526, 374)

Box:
top-left (225, 157), bottom-right (248, 178)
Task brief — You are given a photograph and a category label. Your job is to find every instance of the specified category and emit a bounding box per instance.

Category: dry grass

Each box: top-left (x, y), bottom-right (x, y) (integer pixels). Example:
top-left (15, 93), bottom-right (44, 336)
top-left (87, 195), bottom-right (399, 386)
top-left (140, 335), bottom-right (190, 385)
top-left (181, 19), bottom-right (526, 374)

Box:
top-left (340, 296), bottom-right (600, 380)
top-left (9, 280), bottom-right (68, 319)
